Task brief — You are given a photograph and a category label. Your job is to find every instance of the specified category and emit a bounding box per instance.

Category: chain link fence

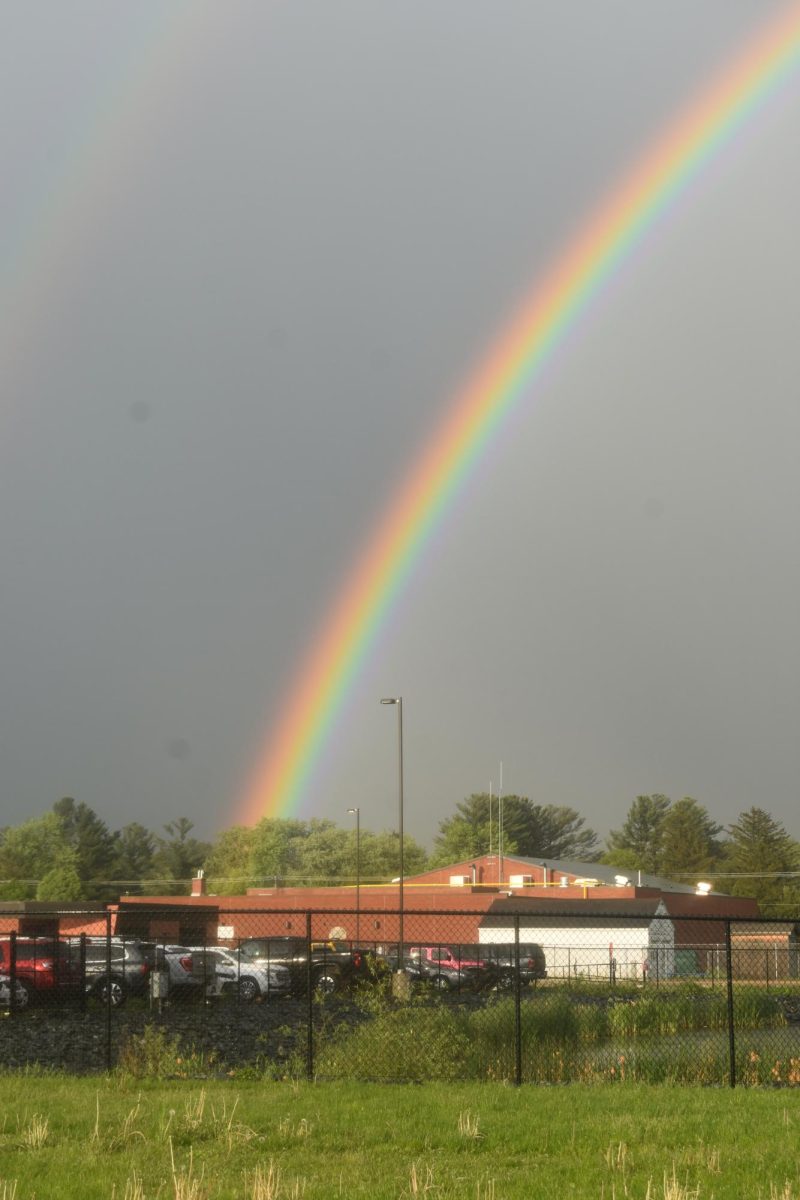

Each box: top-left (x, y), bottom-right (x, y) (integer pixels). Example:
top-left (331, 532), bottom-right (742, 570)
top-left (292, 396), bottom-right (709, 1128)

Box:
top-left (2, 907), bottom-right (800, 1085)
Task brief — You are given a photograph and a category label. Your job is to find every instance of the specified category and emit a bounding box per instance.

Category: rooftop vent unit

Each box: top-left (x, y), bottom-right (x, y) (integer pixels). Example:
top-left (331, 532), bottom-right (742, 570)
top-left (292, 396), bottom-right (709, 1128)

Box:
top-left (509, 874), bottom-right (532, 887)
top-left (574, 877), bottom-right (599, 888)
top-left (614, 875), bottom-right (631, 887)
top-left (559, 875), bottom-right (570, 887)
top-left (449, 875), bottom-right (470, 887)
top-left (695, 881), bottom-right (712, 895)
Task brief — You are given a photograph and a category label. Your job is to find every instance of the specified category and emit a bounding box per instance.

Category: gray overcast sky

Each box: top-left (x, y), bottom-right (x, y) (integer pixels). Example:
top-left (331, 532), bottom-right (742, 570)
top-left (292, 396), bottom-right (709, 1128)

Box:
top-left (1, 2), bottom-right (799, 849)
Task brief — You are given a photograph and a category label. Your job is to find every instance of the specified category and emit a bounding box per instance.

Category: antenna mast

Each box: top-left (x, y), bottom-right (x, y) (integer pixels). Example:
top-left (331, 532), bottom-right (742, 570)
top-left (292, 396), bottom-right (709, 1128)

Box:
top-left (498, 761), bottom-right (504, 885)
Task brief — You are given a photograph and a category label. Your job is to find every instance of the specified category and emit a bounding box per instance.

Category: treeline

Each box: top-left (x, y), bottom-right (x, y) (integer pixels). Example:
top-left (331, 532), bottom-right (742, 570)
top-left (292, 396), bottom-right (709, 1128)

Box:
top-left (436, 792), bottom-right (800, 912)
top-left (602, 794), bottom-right (800, 911)
top-left (0, 792), bottom-right (798, 912)
top-left (0, 800), bottom-right (210, 903)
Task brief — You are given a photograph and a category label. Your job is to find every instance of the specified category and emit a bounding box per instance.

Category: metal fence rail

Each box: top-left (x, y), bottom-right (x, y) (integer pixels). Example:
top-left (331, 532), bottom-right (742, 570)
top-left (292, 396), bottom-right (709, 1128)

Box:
top-left (2, 908), bottom-right (800, 1086)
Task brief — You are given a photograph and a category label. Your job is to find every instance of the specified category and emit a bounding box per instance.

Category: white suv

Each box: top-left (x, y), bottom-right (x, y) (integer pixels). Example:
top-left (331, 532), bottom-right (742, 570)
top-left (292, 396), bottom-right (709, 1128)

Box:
top-left (187, 947), bottom-right (292, 1002)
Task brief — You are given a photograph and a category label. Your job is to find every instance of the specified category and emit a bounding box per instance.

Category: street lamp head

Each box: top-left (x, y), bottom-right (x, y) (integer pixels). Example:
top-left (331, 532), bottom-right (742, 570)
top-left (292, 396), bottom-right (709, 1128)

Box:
top-left (380, 696), bottom-right (401, 705)
top-left (347, 807), bottom-right (359, 816)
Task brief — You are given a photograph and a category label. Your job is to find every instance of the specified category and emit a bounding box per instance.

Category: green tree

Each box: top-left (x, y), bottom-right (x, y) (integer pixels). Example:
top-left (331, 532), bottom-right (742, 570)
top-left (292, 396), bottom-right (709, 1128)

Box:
top-left (356, 829), bottom-right (428, 880)
top-left (523, 804), bottom-right (598, 860)
top-left (598, 846), bottom-right (642, 873)
top-left (247, 818), bottom-right (309, 884)
top-left (0, 813), bottom-right (75, 899)
top-left (433, 794), bottom-right (500, 864)
top-left (604, 795), bottom-right (672, 874)
top-left (113, 823), bottom-right (157, 895)
top-left (149, 818), bottom-right (211, 895)
top-left (204, 824), bottom-right (256, 894)
top-left (296, 820), bottom-right (352, 882)
top-left (36, 864), bottom-right (84, 902)
top-left (659, 797), bottom-right (723, 880)
top-left (204, 818), bottom-right (428, 891)
top-left (721, 807), bottom-right (799, 911)
top-left (432, 793), bottom-right (597, 865)
top-left (52, 797), bottom-right (117, 899)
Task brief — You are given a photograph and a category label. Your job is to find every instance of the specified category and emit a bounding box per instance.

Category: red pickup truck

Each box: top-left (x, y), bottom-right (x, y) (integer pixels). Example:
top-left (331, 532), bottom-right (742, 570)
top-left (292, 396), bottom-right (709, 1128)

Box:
top-left (402, 945), bottom-right (494, 991)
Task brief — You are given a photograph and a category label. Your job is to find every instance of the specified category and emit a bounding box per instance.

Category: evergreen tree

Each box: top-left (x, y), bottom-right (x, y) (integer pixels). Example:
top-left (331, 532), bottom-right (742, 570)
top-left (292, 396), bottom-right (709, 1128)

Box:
top-left (112, 823), bottom-right (157, 895)
top-left (52, 797), bottom-right (117, 898)
top-left (721, 807), bottom-right (799, 910)
top-left (526, 805), bottom-right (598, 860)
top-left (605, 795), bottom-right (672, 874)
top-left (659, 797), bottom-right (723, 880)
top-left (150, 818), bottom-right (211, 895)
top-left (433, 793), bottom-right (597, 865)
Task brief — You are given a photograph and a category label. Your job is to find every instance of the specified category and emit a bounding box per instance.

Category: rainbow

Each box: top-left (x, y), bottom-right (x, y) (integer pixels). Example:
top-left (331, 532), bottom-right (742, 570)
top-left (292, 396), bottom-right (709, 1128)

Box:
top-left (237, 3), bottom-right (800, 825)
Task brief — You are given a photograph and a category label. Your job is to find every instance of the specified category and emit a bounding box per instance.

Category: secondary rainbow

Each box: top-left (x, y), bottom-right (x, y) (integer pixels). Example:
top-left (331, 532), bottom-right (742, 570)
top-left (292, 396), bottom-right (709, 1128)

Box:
top-left (0, 4), bottom-right (203, 395)
top-left (238, 3), bottom-right (800, 825)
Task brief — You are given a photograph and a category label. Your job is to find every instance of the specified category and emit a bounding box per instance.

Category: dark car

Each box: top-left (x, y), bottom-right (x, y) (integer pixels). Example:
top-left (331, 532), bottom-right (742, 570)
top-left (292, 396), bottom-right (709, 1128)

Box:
top-left (76, 937), bottom-right (153, 1007)
top-left (479, 942), bottom-right (547, 986)
top-left (237, 936), bottom-right (369, 995)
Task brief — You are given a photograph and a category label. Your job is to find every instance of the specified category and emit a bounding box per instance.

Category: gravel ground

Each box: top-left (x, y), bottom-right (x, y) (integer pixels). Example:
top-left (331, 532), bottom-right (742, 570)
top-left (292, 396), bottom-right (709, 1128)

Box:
top-left (0, 989), bottom-right (494, 1076)
top-left (0, 995), bottom-right (346, 1075)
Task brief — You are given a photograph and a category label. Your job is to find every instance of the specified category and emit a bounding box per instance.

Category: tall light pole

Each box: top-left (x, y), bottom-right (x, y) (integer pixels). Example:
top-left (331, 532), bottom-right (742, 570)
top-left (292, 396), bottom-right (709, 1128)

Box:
top-left (380, 696), bottom-right (404, 961)
top-left (347, 806), bottom-right (361, 943)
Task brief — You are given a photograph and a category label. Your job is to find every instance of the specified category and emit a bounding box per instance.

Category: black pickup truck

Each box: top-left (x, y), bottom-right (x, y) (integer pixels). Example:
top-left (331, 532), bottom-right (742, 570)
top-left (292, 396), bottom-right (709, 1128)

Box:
top-left (237, 937), bottom-right (373, 995)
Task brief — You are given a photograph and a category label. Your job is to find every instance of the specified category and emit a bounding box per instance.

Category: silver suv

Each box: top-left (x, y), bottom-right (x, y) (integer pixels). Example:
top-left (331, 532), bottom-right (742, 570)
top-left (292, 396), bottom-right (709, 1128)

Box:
top-left (75, 938), bottom-right (153, 1007)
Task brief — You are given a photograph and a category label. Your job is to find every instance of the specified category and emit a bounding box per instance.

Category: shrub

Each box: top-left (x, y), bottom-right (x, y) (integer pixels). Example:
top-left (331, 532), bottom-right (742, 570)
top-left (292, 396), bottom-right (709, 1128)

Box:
top-left (315, 1004), bottom-right (471, 1082)
top-left (117, 1024), bottom-right (215, 1079)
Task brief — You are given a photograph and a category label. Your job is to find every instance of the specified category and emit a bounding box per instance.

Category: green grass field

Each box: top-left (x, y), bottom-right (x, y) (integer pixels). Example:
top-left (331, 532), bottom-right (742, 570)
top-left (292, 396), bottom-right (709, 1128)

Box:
top-left (2, 1075), bottom-right (800, 1198)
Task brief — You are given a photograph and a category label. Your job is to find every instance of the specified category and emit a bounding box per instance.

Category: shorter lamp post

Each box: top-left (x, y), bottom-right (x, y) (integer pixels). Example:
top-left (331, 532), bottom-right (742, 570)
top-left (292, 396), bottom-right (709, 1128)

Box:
top-left (347, 806), bottom-right (361, 943)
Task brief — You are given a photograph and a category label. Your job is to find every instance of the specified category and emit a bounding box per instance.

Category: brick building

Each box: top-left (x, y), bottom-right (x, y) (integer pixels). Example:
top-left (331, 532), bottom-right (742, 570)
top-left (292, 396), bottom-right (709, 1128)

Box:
top-left (109, 853), bottom-right (759, 959)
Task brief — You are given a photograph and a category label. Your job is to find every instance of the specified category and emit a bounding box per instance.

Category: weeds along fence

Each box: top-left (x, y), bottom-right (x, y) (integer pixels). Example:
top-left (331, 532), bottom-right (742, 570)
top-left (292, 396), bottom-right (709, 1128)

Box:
top-left (2, 906), bottom-right (800, 1086)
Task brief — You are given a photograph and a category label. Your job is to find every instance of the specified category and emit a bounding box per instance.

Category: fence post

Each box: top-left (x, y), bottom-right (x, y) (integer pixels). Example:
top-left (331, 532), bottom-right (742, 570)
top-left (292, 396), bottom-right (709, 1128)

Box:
top-left (514, 915), bottom-right (522, 1087)
top-left (79, 932), bottom-right (87, 1014)
top-left (725, 919), bottom-right (736, 1089)
top-left (105, 911), bottom-right (113, 1071)
top-left (202, 925), bottom-right (208, 1027)
top-left (306, 911), bottom-right (314, 1082)
top-left (8, 931), bottom-right (16, 1016)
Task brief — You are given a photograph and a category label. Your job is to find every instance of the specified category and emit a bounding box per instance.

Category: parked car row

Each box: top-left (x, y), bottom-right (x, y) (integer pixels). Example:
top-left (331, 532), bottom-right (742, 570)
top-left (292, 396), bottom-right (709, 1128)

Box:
top-left (0, 935), bottom-right (375, 1008)
top-left (396, 943), bottom-right (547, 992)
top-left (0, 935), bottom-right (546, 1008)
top-left (0, 936), bottom-right (158, 1009)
